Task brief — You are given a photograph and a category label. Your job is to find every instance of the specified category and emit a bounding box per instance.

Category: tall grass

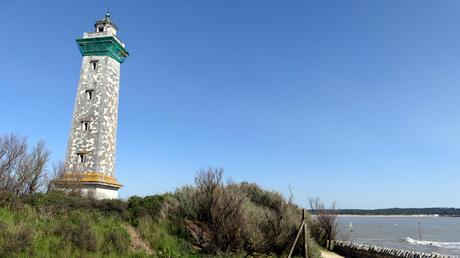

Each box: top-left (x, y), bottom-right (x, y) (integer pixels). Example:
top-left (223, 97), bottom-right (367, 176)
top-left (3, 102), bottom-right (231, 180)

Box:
top-left (0, 168), bottom-right (323, 258)
top-left (0, 193), bottom-right (145, 257)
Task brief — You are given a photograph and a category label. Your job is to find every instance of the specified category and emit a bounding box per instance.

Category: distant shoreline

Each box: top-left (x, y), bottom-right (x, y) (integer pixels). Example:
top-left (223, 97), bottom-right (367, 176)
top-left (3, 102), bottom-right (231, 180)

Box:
top-left (337, 214), bottom-right (442, 217)
top-left (310, 208), bottom-right (460, 217)
top-left (336, 214), bottom-right (460, 217)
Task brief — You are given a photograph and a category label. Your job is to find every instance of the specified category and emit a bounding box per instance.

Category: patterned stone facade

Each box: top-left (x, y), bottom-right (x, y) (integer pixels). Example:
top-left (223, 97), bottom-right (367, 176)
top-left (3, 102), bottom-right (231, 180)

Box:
top-left (56, 13), bottom-right (128, 199)
top-left (65, 55), bottom-right (121, 176)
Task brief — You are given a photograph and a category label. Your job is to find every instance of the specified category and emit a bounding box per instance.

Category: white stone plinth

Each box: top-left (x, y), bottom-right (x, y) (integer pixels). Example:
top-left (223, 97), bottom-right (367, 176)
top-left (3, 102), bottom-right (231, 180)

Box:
top-left (80, 184), bottom-right (119, 199)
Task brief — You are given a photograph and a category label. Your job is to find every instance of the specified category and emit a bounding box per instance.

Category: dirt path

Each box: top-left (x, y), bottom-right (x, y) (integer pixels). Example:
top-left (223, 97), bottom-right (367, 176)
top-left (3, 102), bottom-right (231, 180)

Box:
top-left (321, 249), bottom-right (344, 258)
top-left (123, 224), bottom-right (154, 255)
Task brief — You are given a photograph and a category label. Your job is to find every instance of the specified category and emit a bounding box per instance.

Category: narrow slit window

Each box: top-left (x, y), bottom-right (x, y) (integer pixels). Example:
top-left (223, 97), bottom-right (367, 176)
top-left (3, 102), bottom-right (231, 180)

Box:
top-left (82, 121), bottom-right (90, 131)
top-left (90, 61), bottom-right (98, 70)
top-left (86, 90), bottom-right (94, 100)
top-left (77, 153), bottom-right (85, 164)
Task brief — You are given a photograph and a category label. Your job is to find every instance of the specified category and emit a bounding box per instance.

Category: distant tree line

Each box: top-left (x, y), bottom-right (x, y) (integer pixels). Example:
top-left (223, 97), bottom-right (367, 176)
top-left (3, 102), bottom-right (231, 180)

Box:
top-left (309, 208), bottom-right (460, 217)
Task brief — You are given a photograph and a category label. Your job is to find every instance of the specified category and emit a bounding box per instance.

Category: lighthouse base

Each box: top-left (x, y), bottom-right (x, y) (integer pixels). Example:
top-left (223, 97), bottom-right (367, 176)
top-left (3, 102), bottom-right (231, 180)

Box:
top-left (52, 172), bottom-right (122, 200)
top-left (79, 184), bottom-right (119, 199)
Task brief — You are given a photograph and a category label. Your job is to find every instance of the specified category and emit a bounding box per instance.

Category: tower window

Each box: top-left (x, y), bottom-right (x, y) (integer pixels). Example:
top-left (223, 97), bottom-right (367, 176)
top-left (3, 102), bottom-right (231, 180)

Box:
top-left (77, 153), bottom-right (85, 164)
top-left (82, 121), bottom-right (90, 131)
top-left (85, 90), bottom-right (94, 100)
top-left (98, 26), bottom-right (104, 32)
top-left (90, 61), bottom-right (98, 70)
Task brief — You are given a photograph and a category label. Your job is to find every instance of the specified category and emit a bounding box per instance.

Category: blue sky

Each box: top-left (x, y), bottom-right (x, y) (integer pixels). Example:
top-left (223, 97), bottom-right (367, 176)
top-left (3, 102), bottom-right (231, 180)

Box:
top-left (1, 1), bottom-right (460, 209)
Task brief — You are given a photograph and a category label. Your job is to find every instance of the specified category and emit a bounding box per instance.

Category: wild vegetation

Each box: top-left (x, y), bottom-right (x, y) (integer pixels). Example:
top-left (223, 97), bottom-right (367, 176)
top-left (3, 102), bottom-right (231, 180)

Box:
top-left (308, 198), bottom-right (338, 247)
top-left (0, 134), bottom-right (325, 257)
top-left (0, 134), bottom-right (49, 195)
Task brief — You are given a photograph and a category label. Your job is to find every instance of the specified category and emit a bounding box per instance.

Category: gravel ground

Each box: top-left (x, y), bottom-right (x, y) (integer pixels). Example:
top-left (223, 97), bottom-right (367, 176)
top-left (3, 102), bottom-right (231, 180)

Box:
top-left (320, 250), bottom-right (344, 258)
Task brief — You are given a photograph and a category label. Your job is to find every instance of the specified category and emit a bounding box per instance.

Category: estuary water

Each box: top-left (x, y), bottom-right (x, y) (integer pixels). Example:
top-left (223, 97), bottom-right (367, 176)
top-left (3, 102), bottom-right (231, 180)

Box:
top-left (337, 216), bottom-right (460, 256)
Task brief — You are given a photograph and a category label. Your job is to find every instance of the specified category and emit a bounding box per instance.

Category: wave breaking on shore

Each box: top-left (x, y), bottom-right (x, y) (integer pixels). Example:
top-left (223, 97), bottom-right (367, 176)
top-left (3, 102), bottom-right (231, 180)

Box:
top-left (405, 237), bottom-right (460, 250)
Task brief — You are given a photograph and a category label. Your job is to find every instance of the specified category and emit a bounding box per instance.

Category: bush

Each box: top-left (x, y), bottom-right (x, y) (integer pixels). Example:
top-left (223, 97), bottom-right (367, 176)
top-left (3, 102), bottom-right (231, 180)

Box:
top-left (23, 191), bottom-right (93, 210)
top-left (0, 223), bottom-right (33, 257)
top-left (137, 217), bottom-right (191, 257)
top-left (0, 134), bottom-right (50, 195)
top-left (308, 198), bottom-right (338, 246)
top-left (168, 168), bottom-right (321, 257)
top-left (127, 194), bottom-right (172, 226)
top-left (0, 190), bottom-right (19, 210)
top-left (0, 167), bottom-right (322, 257)
top-left (174, 168), bottom-right (249, 254)
top-left (54, 217), bottom-right (98, 252)
top-left (101, 225), bottom-right (131, 254)
top-left (96, 199), bottom-right (128, 218)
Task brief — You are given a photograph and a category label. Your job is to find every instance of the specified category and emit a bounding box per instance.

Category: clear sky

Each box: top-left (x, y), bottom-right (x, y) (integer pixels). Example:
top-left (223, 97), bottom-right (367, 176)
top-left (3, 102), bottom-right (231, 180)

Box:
top-left (1, 1), bottom-right (460, 209)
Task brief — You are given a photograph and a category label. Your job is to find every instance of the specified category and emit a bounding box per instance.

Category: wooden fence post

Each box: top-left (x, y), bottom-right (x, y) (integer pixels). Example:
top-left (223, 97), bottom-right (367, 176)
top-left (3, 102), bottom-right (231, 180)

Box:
top-left (303, 209), bottom-right (309, 258)
top-left (288, 208), bottom-right (309, 258)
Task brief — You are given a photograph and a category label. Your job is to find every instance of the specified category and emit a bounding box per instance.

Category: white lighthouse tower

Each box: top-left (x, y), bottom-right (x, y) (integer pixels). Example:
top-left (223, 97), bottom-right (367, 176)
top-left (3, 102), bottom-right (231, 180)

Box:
top-left (54, 12), bottom-right (129, 199)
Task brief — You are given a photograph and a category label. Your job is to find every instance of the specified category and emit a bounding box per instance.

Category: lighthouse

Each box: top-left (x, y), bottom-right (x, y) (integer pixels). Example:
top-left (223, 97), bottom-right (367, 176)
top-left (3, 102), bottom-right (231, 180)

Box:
top-left (54, 12), bottom-right (129, 199)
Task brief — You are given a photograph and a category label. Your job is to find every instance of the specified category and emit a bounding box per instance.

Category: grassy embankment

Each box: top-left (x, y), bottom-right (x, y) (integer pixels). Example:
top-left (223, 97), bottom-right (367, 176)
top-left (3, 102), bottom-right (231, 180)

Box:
top-left (0, 170), bottom-right (321, 257)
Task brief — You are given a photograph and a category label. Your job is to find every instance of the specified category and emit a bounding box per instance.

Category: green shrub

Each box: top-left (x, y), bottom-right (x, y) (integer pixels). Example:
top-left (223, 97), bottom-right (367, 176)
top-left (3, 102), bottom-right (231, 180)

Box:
top-left (0, 224), bottom-right (32, 257)
top-left (127, 194), bottom-right (173, 225)
top-left (0, 169), bottom-right (323, 258)
top-left (53, 215), bottom-right (98, 252)
top-left (23, 191), bottom-right (94, 211)
top-left (96, 199), bottom-right (128, 219)
top-left (137, 217), bottom-right (191, 257)
top-left (0, 190), bottom-right (14, 204)
top-left (102, 226), bottom-right (130, 254)
top-left (168, 168), bottom-right (321, 257)
top-left (92, 216), bottom-right (131, 254)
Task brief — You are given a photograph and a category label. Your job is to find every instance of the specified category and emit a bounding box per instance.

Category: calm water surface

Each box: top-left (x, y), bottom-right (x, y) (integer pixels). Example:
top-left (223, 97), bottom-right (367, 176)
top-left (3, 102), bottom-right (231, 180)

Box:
top-left (337, 216), bottom-right (460, 256)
